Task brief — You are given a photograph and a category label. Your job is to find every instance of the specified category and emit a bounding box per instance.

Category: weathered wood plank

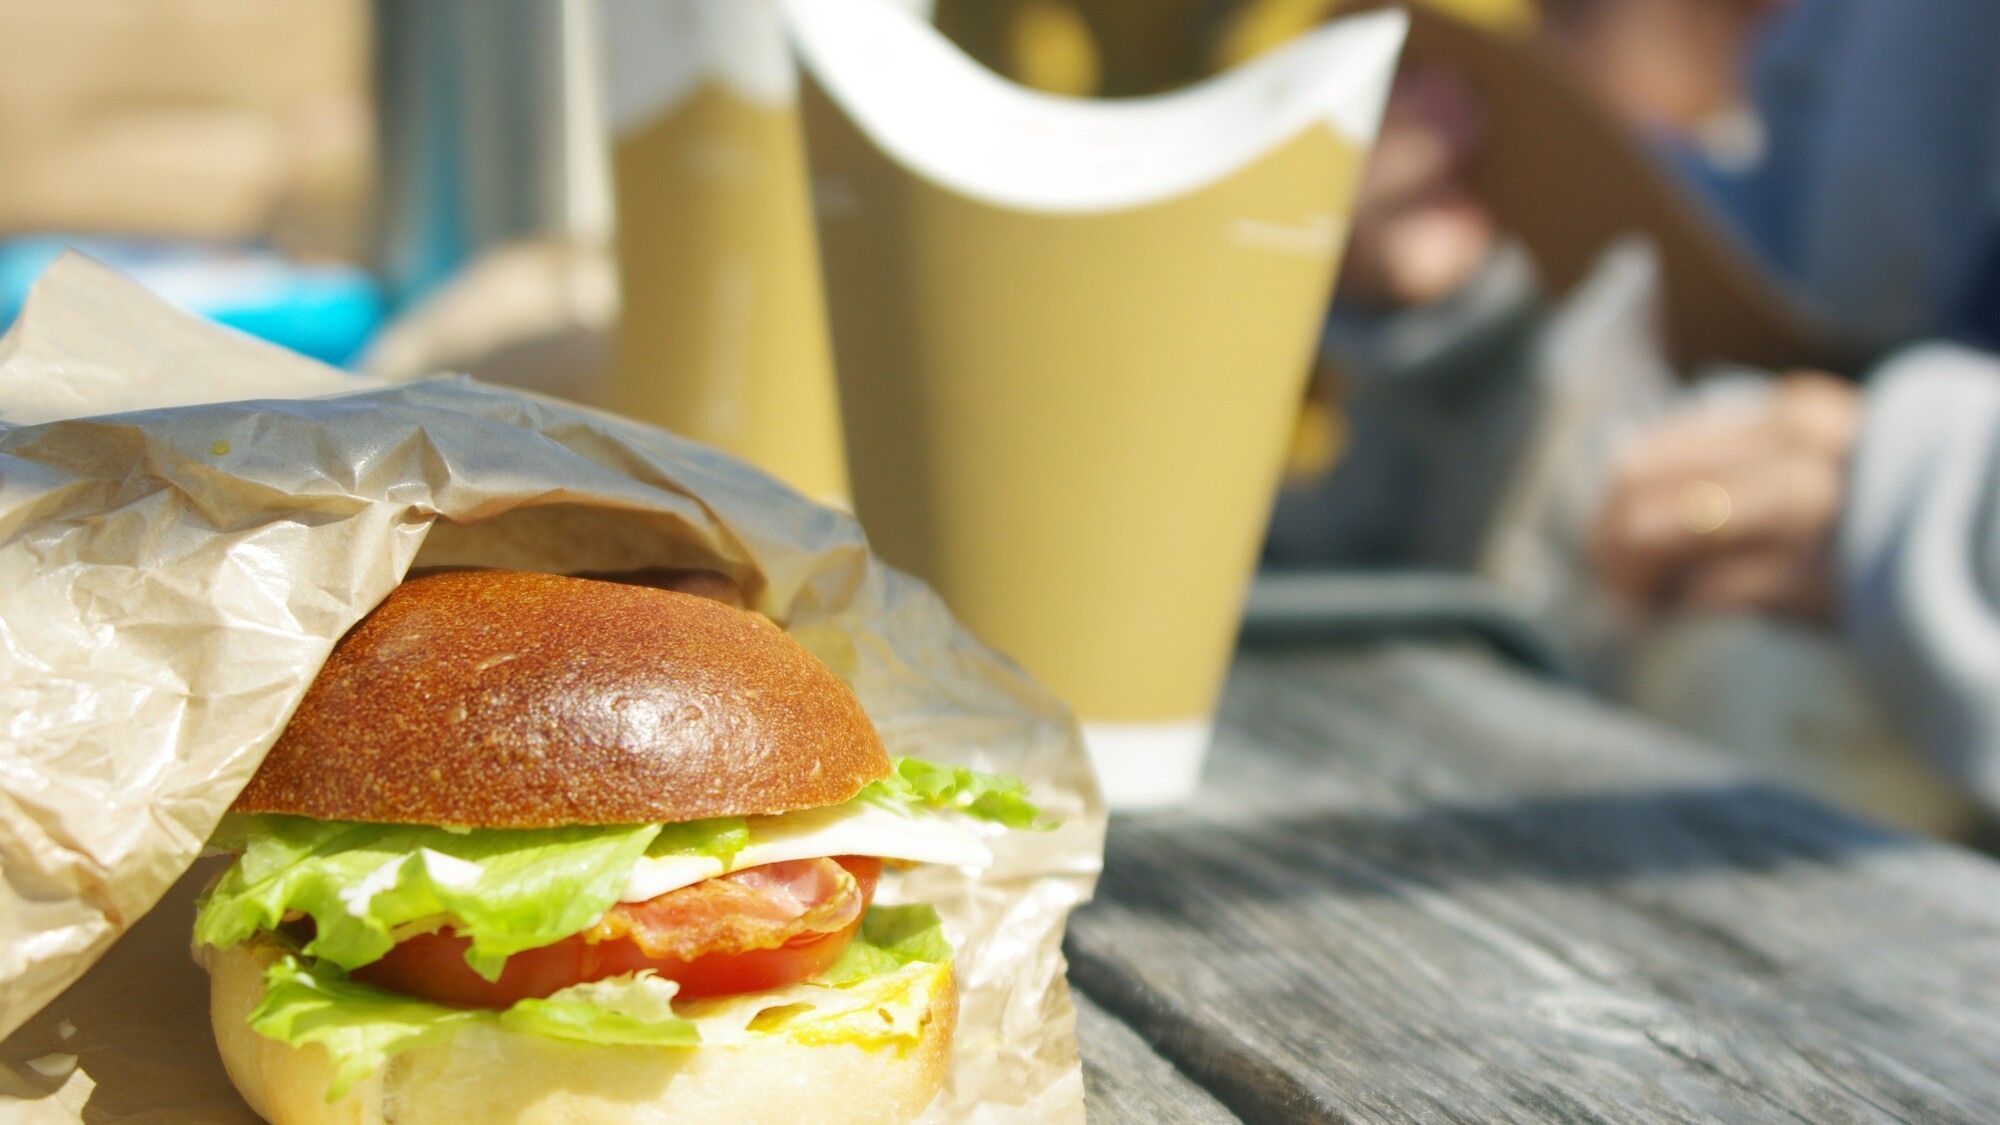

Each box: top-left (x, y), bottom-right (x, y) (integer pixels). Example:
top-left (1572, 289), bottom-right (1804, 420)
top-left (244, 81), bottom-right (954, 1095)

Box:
top-left (1068, 645), bottom-right (2000, 1123)
top-left (1075, 989), bottom-right (1242, 1124)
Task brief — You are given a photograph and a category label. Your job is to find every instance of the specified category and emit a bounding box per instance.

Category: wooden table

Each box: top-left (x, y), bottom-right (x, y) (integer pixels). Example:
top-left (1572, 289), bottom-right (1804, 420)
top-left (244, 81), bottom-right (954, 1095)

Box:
top-left (1073, 644), bottom-right (2000, 1123)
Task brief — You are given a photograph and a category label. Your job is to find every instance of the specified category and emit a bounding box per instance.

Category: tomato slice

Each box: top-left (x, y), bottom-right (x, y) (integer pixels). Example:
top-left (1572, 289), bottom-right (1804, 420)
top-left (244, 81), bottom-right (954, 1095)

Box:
top-left (351, 856), bottom-right (881, 1008)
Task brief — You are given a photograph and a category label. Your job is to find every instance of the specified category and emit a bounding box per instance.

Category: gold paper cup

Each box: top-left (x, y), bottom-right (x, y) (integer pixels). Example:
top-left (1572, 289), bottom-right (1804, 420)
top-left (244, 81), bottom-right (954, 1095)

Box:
top-left (791, 1), bottom-right (1405, 807)
top-left (602, 0), bottom-right (849, 503)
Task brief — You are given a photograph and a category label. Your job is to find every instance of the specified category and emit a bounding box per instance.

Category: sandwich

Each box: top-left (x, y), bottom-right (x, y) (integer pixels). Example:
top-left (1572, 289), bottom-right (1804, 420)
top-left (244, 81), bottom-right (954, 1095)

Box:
top-left (192, 568), bottom-right (1042, 1124)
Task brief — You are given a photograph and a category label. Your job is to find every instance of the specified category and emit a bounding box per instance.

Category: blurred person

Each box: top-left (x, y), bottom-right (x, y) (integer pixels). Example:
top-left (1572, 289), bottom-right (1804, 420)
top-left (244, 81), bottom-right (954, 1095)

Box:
top-left (1263, 88), bottom-right (1537, 570)
top-left (1262, 6), bottom-right (1542, 573)
top-left (1331, 0), bottom-right (1793, 313)
top-left (1266, 0), bottom-right (1804, 574)
top-left (1338, 59), bottom-right (1498, 312)
top-left (1251, 0), bottom-right (1996, 834)
top-left (1593, 0), bottom-right (2000, 821)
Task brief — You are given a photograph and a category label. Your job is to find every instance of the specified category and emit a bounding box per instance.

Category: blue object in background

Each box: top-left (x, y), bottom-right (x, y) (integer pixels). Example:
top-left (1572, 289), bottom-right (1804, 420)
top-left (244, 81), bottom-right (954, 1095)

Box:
top-left (0, 237), bottom-right (385, 367)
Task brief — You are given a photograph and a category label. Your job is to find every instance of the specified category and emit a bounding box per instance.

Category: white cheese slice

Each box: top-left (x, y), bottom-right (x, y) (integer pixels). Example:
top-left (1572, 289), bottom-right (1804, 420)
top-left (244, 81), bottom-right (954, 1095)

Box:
top-left (620, 854), bottom-right (727, 902)
top-left (619, 800), bottom-right (992, 903)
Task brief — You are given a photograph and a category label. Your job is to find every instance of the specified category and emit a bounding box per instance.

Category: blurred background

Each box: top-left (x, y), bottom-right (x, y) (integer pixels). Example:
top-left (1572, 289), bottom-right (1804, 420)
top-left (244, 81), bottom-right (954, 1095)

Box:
top-left (4, 0), bottom-right (1996, 839)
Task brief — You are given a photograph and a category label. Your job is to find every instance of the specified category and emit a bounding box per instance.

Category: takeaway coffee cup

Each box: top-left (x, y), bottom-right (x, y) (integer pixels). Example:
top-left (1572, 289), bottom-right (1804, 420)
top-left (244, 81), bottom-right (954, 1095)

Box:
top-left (599, 0), bottom-right (850, 503)
top-left (789, 0), bottom-right (1405, 808)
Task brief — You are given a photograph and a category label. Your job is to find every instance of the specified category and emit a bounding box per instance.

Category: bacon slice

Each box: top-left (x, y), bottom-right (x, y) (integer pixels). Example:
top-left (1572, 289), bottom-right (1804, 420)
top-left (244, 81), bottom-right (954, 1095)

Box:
top-left (585, 857), bottom-right (863, 962)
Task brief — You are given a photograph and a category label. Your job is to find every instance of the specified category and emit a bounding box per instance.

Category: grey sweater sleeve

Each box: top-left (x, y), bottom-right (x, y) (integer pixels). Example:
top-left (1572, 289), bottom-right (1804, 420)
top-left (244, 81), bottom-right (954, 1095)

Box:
top-left (1842, 344), bottom-right (2000, 810)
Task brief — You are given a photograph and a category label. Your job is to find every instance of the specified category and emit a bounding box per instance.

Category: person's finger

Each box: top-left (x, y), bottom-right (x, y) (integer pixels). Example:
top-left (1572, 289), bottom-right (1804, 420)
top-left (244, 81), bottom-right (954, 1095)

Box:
top-left (1609, 373), bottom-right (1856, 489)
top-left (1594, 448), bottom-right (1843, 606)
top-left (1594, 469), bottom-right (1711, 605)
top-left (1676, 543), bottom-right (1834, 622)
top-left (1715, 451), bottom-right (1844, 548)
top-left (1607, 407), bottom-right (1768, 482)
top-left (1593, 431), bottom-right (1764, 603)
top-left (1771, 370), bottom-right (1863, 454)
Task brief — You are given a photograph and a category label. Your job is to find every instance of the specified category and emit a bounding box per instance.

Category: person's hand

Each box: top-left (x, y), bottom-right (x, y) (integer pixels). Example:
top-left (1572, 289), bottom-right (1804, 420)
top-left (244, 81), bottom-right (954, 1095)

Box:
top-left (1338, 60), bottom-right (1496, 309)
top-left (1591, 371), bottom-right (1860, 622)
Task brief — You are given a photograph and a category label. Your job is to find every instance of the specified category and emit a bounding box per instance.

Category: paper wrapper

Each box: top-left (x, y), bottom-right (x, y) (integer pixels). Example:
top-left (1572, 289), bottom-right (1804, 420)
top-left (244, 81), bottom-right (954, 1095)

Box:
top-left (0, 255), bottom-right (1105, 1122)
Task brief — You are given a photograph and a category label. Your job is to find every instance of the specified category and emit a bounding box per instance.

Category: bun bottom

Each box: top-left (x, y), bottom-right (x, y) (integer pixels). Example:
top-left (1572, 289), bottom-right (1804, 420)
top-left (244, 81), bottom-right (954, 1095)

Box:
top-left (206, 940), bottom-right (955, 1125)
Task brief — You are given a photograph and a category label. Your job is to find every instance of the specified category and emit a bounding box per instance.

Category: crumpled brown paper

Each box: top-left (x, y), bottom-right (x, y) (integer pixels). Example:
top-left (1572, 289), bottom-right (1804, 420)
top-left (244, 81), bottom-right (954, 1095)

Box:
top-left (0, 254), bottom-right (1105, 1122)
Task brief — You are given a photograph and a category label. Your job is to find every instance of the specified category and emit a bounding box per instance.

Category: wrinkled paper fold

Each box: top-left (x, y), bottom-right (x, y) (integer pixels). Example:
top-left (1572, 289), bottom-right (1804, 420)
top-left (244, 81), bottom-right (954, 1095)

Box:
top-left (0, 255), bottom-right (1104, 1122)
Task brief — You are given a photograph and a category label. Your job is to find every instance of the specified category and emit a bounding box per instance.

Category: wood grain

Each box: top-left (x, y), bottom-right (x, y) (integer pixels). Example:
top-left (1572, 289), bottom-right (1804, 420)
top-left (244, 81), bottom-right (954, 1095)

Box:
top-left (1076, 990), bottom-right (1243, 1124)
top-left (1068, 645), bottom-right (2000, 1123)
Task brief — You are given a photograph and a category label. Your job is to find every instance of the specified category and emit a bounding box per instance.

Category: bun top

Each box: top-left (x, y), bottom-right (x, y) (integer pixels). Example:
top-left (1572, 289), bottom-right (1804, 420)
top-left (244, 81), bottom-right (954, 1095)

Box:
top-left (232, 570), bottom-right (891, 828)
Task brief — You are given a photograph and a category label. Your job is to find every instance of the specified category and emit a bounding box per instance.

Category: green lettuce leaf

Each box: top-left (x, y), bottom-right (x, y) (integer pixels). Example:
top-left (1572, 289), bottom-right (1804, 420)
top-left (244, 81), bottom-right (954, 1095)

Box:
top-left (196, 814), bottom-right (664, 979)
top-left (812, 903), bottom-right (952, 986)
top-left (250, 904), bottom-right (950, 1101)
top-left (860, 757), bottom-right (1051, 829)
top-left (499, 972), bottom-right (700, 1048)
top-left (646, 816), bottom-right (749, 861)
top-left (252, 952), bottom-right (487, 1100)
top-left (196, 758), bottom-right (1031, 981)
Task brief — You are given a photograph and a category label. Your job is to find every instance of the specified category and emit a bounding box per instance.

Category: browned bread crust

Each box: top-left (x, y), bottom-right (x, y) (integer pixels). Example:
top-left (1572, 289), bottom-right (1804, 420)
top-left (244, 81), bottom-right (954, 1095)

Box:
top-left (232, 569), bottom-right (889, 827)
